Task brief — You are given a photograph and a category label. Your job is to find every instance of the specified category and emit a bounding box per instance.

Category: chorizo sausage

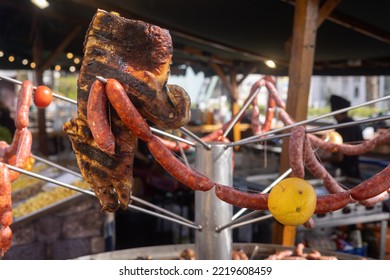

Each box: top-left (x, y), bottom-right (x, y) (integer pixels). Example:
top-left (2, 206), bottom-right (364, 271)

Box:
top-left (323, 173), bottom-right (346, 194)
top-left (147, 136), bottom-right (214, 191)
top-left (105, 78), bottom-right (153, 142)
top-left (358, 191), bottom-right (389, 207)
top-left (289, 126), bottom-right (306, 178)
top-left (315, 191), bottom-right (353, 214)
top-left (15, 80), bottom-right (33, 130)
top-left (87, 79), bottom-right (115, 155)
top-left (215, 184), bottom-right (268, 210)
top-left (0, 163), bottom-right (12, 256)
top-left (350, 164), bottom-right (390, 201)
top-left (303, 135), bottom-right (327, 179)
top-left (264, 79), bottom-right (286, 109)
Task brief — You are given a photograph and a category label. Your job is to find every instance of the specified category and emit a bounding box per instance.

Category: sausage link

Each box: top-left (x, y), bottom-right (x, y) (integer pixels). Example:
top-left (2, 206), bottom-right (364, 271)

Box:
top-left (15, 80), bottom-right (33, 130)
top-left (147, 136), bottom-right (214, 191)
top-left (358, 191), bottom-right (389, 207)
top-left (8, 128), bottom-right (32, 182)
top-left (315, 191), bottom-right (353, 214)
top-left (262, 97), bottom-right (276, 133)
top-left (0, 163), bottom-right (12, 257)
top-left (350, 164), bottom-right (390, 201)
top-left (323, 173), bottom-right (346, 193)
top-left (87, 80), bottom-right (115, 154)
top-left (289, 126), bottom-right (306, 178)
top-left (303, 135), bottom-right (327, 179)
top-left (264, 79), bottom-right (286, 109)
top-left (215, 184), bottom-right (268, 210)
top-left (105, 78), bottom-right (153, 142)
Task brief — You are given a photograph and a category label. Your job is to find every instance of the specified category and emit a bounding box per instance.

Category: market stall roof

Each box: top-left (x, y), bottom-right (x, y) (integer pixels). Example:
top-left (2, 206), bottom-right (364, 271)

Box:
top-left (0, 0), bottom-right (389, 76)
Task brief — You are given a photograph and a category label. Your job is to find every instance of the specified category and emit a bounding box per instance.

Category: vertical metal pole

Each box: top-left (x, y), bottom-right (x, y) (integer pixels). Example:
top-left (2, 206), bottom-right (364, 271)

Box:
top-left (195, 143), bottom-right (233, 259)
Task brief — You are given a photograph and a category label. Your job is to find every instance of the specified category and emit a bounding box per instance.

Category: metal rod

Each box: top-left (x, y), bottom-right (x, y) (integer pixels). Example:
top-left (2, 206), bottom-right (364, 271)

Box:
top-left (179, 127), bottom-right (211, 150)
top-left (230, 95), bottom-right (390, 147)
top-left (222, 87), bottom-right (260, 138)
top-left (218, 210), bottom-right (262, 232)
top-left (151, 127), bottom-right (195, 146)
top-left (31, 154), bottom-right (83, 178)
top-left (227, 113), bottom-right (390, 147)
top-left (229, 214), bottom-right (273, 230)
top-left (31, 156), bottom-right (195, 225)
top-left (0, 74), bottom-right (77, 105)
top-left (0, 74), bottom-right (195, 147)
top-left (6, 164), bottom-right (200, 230)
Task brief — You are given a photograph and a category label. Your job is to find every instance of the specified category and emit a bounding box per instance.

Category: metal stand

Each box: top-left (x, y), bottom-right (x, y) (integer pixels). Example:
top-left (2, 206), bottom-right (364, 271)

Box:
top-left (195, 143), bottom-right (233, 260)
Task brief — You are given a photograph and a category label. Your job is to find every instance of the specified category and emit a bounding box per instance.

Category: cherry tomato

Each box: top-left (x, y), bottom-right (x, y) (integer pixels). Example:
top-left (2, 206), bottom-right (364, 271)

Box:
top-left (34, 85), bottom-right (53, 108)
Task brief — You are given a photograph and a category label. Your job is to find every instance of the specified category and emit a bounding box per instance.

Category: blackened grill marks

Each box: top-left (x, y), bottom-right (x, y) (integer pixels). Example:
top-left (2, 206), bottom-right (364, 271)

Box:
top-left (75, 142), bottom-right (119, 170)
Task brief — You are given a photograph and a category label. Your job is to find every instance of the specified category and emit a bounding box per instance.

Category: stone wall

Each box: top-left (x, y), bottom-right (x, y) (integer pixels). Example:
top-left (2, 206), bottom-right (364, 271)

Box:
top-left (4, 196), bottom-right (107, 260)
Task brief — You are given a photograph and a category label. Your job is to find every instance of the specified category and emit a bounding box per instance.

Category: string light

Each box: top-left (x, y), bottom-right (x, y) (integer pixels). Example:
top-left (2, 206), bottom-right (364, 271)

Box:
top-left (8, 56), bottom-right (15, 62)
top-left (22, 59), bottom-right (29, 65)
top-left (73, 57), bottom-right (80, 64)
top-left (0, 51), bottom-right (4, 57)
top-left (69, 66), bottom-right (76, 72)
top-left (265, 60), bottom-right (276, 68)
top-left (30, 62), bottom-right (36, 69)
top-left (54, 65), bottom-right (61, 71)
top-left (66, 52), bottom-right (74, 59)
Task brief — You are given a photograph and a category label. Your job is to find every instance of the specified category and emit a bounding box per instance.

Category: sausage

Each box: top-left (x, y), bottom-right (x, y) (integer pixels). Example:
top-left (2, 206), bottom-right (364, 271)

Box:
top-left (105, 78), bottom-right (153, 142)
top-left (215, 184), bottom-right (268, 210)
top-left (358, 191), bottom-right (389, 207)
top-left (323, 173), bottom-right (346, 194)
top-left (289, 126), bottom-right (306, 178)
top-left (278, 109), bottom-right (295, 126)
top-left (262, 97), bottom-right (276, 133)
top-left (147, 136), bottom-right (214, 191)
top-left (0, 163), bottom-right (12, 257)
top-left (264, 80), bottom-right (286, 109)
top-left (15, 80), bottom-right (33, 130)
top-left (8, 128), bottom-right (32, 182)
top-left (87, 80), bottom-right (115, 155)
top-left (303, 135), bottom-right (327, 179)
top-left (350, 164), bottom-right (390, 201)
top-left (315, 191), bottom-right (353, 214)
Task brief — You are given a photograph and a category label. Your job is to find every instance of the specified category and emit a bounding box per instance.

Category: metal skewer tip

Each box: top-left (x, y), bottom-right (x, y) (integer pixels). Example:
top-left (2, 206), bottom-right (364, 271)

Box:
top-left (96, 76), bottom-right (108, 83)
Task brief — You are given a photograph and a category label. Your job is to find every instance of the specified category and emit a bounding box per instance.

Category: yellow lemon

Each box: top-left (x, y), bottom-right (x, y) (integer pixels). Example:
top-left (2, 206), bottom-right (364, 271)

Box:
top-left (268, 177), bottom-right (316, 226)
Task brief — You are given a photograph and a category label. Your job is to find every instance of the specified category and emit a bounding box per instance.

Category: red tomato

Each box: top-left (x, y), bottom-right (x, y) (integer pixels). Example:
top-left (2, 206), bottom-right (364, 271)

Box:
top-left (34, 85), bottom-right (53, 108)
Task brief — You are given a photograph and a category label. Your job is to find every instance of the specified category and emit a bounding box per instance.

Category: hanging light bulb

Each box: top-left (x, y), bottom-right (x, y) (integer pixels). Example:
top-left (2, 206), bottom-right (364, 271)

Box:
top-left (265, 60), bottom-right (276, 68)
top-left (31, 0), bottom-right (49, 9)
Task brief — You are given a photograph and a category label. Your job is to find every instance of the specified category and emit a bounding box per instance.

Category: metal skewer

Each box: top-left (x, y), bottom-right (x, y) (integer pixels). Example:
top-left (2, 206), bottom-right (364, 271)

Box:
top-left (227, 113), bottom-right (390, 147)
top-left (179, 127), bottom-right (211, 150)
top-left (0, 74), bottom-right (77, 105)
top-left (230, 95), bottom-right (390, 147)
top-left (150, 127), bottom-right (195, 147)
top-left (7, 163), bottom-right (200, 230)
top-left (29, 155), bottom-right (196, 225)
top-left (222, 86), bottom-right (260, 138)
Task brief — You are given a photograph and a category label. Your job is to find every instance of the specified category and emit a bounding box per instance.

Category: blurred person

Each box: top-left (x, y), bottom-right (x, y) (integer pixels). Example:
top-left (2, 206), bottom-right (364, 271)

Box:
top-left (329, 94), bottom-right (364, 179)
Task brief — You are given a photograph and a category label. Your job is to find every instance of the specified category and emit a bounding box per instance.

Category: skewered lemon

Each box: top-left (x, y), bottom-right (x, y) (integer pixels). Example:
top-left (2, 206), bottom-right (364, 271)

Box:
top-left (268, 177), bottom-right (316, 226)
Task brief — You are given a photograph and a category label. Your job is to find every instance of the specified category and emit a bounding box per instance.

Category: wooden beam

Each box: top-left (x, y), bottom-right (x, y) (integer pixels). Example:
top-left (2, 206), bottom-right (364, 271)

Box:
top-left (316, 0), bottom-right (341, 27)
top-left (285, 0), bottom-right (340, 53)
top-left (284, 0), bottom-right (390, 44)
top-left (210, 62), bottom-right (234, 97)
top-left (276, 0), bottom-right (320, 246)
top-left (38, 25), bottom-right (82, 71)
